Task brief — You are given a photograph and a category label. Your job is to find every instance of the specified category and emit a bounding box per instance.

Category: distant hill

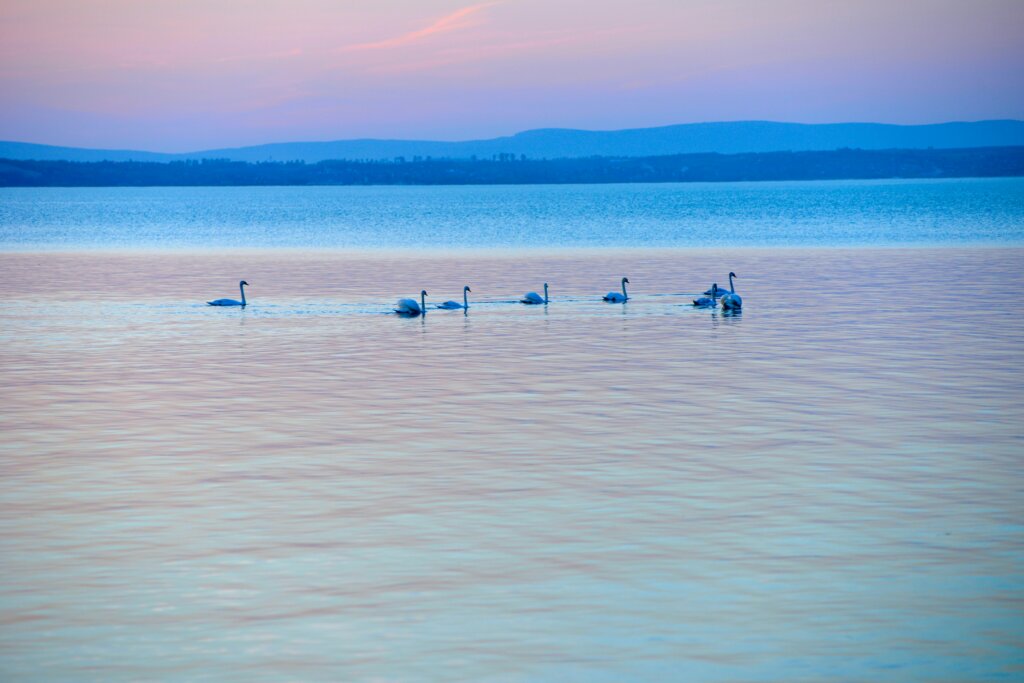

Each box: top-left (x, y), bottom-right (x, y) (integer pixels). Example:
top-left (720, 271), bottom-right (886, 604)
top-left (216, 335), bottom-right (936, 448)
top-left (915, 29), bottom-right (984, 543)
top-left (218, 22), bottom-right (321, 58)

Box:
top-left (2, 120), bottom-right (1024, 163)
top-left (0, 141), bottom-right (173, 163)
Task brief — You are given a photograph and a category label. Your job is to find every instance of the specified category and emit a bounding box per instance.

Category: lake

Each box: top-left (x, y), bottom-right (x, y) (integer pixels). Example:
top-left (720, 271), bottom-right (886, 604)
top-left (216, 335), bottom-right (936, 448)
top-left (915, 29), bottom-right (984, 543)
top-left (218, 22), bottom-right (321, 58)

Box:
top-left (1, 177), bottom-right (1023, 249)
top-left (0, 180), bottom-right (1022, 681)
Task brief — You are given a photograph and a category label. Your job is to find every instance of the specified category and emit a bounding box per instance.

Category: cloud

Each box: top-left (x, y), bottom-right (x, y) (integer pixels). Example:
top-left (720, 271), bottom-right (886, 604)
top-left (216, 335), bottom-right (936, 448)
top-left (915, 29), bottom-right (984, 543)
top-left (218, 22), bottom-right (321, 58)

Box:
top-left (363, 27), bottom-right (643, 76)
top-left (365, 35), bottom-right (580, 75)
top-left (214, 48), bottom-right (303, 65)
top-left (340, 2), bottom-right (498, 52)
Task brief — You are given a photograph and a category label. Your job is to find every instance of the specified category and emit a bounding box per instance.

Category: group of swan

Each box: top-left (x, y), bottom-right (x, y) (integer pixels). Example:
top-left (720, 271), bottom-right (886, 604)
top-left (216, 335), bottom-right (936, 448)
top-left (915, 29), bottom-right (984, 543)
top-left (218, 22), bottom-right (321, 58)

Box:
top-left (206, 273), bottom-right (742, 314)
top-left (395, 287), bottom-right (473, 315)
top-left (394, 280), bottom-right (630, 316)
top-left (692, 272), bottom-right (742, 310)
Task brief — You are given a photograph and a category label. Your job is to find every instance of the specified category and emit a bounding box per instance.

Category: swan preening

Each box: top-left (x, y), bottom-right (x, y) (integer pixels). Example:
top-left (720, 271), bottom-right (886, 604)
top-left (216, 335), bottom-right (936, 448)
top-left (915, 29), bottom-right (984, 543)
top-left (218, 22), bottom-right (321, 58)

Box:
top-left (395, 290), bottom-right (428, 316)
top-left (521, 283), bottom-right (549, 305)
top-left (437, 286), bottom-right (471, 310)
top-left (720, 272), bottom-right (742, 311)
top-left (603, 277), bottom-right (629, 303)
top-left (208, 280), bottom-right (248, 307)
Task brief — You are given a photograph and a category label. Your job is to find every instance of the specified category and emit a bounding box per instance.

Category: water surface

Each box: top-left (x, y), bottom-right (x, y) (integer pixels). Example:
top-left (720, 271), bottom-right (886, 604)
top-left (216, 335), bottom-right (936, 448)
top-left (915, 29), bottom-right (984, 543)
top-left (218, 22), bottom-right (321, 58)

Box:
top-left (2, 178), bottom-right (1022, 249)
top-left (1, 247), bottom-right (1021, 681)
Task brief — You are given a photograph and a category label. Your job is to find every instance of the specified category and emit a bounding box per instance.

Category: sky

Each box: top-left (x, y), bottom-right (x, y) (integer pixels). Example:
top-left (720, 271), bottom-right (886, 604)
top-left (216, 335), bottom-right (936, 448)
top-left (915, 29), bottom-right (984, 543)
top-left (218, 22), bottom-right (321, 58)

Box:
top-left (1, 0), bottom-right (1022, 151)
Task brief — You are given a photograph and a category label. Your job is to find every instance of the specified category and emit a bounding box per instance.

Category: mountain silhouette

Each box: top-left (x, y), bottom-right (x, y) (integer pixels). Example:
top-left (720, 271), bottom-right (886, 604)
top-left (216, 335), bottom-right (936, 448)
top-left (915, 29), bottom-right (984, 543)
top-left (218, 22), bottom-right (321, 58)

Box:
top-left (3, 120), bottom-right (1023, 163)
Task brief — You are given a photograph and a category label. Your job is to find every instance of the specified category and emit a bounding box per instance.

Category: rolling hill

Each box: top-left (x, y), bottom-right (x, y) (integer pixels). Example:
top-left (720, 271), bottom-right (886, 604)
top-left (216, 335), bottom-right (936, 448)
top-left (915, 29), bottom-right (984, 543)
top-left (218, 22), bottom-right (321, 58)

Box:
top-left (2, 120), bottom-right (1023, 163)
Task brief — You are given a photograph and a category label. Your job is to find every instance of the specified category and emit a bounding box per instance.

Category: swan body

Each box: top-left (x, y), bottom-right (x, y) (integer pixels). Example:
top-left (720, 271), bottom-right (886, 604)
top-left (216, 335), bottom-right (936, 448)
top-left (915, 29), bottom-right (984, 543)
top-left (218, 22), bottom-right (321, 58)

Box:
top-left (693, 283), bottom-right (722, 307)
top-left (720, 272), bottom-right (742, 311)
top-left (721, 292), bottom-right (742, 310)
top-left (396, 290), bottom-right (428, 316)
top-left (208, 280), bottom-right (248, 307)
top-left (437, 286), bottom-right (471, 310)
top-left (521, 283), bottom-right (549, 305)
top-left (703, 283), bottom-right (724, 296)
top-left (603, 277), bottom-right (629, 303)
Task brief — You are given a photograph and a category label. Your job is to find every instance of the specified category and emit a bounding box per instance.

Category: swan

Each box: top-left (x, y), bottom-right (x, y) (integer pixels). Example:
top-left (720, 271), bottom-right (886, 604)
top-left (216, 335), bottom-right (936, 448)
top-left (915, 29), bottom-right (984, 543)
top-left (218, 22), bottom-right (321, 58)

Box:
top-left (693, 283), bottom-right (722, 307)
top-left (521, 283), bottom-right (548, 305)
top-left (603, 277), bottom-right (629, 303)
top-left (208, 280), bottom-right (248, 307)
top-left (703, 283), bottom-right (724, 296)
top-left (395, 290), bottom-right (427, 316)
top-left (720, 272), bottom-right (742, 311)
top-left (395, 290), bottom-right (428, 316)
top-left (437, 286), bottom-right (471, 310)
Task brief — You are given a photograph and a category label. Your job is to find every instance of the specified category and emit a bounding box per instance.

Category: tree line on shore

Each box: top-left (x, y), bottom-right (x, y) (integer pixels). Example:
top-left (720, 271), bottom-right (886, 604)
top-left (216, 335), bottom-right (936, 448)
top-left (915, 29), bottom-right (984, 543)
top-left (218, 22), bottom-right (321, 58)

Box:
top-left (0, 146), bottom-right (1021, 187)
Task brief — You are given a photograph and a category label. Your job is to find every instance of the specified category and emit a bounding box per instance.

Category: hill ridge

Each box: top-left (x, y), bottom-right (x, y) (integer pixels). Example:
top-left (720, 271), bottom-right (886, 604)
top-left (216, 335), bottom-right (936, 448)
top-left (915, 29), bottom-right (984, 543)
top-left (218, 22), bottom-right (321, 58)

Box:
top-left (2, 120), bottom-right (1023, 163)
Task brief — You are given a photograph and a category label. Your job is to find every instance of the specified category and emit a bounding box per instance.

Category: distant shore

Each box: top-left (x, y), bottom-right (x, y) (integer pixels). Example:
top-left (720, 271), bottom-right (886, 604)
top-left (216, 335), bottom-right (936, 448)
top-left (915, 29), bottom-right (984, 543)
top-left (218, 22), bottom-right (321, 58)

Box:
top-left (1, 146), bottom-right (1022, 187)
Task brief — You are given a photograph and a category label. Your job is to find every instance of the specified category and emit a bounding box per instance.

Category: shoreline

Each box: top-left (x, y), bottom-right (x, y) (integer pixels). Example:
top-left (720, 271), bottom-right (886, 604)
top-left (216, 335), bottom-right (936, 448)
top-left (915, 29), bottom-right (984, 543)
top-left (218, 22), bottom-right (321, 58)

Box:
top-left (2, 175), bottom-right (1023, 191)
top-left (1, 243), bottom-right (1022, 257)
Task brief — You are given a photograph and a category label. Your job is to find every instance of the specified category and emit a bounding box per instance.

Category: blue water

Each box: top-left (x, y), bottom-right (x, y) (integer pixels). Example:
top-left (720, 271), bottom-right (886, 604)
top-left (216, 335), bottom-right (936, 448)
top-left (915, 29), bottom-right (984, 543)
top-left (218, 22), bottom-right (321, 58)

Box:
top-left (1, 178), bottom-right (1022, 249)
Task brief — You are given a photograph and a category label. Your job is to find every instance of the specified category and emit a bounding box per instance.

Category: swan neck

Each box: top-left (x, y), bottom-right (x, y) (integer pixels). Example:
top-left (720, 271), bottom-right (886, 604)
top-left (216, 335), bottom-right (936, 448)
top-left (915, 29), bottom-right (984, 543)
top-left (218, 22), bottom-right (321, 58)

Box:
top-left (464, 290), bottom-right (469, 309)
top-left (544, 284), bottom-right (548, 303)
top-left (240, 282), bottom-right (246, 306)
top-left (622, 281), bottom-right (628, 299)
top-left (729, 274), bottom-right (735, 292)
top-left (421, 292), bottom-right (426, 313)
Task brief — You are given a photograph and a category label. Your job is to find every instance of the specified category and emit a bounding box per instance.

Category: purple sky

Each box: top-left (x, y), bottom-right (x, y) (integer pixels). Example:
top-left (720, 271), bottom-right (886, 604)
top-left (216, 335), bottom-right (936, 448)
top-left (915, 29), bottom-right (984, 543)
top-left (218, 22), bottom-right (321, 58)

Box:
top-left (1, 0), bottom-right (1022, 151)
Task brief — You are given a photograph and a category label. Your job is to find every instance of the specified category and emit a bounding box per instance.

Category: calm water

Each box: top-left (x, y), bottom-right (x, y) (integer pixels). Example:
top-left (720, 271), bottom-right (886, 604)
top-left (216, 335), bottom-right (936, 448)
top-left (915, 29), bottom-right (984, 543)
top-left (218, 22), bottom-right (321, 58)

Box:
top-left (1, 178), bottom-right (1023, 249)
top-left (1, 244), bottom-right (1022, 681)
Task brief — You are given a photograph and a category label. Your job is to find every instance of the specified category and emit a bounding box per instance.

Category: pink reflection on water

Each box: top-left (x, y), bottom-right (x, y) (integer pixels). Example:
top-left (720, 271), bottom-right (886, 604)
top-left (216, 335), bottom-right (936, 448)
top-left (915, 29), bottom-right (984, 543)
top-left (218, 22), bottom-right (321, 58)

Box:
top-left (0, 248), bottom-right (1022, 680)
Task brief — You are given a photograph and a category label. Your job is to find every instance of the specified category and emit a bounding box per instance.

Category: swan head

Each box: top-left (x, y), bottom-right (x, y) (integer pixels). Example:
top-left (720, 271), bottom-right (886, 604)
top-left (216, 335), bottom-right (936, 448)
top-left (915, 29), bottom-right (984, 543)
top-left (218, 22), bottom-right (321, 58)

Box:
top-left (464, 286), bottom-right (472, 292)
top-left (622, 277), bottom-right (629, 284)
top-left (420, 289), bottom-right (428, 297)
top-left (729, 272), bottom-right (737, 279)
top-left (240, 280), bottom-right (249, 287)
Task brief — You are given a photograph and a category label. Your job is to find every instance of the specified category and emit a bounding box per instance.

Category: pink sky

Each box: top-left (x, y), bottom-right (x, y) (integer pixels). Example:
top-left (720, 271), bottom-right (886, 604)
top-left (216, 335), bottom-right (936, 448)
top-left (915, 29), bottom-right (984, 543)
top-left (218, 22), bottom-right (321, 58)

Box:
top-left (1, 0), bottom-right (1022, 151)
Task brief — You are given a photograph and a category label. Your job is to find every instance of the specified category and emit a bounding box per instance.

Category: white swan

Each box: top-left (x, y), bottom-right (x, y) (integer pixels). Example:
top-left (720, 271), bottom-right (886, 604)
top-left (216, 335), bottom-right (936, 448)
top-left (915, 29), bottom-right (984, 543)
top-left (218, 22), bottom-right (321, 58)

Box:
top-left (437, 286), bottom-right (471, 310)
top-left (603, 277), bottom-right (629, 303)
top-left (395, 290), bottom-right (427, 316)
top-left (703, 283), bottom-right (724, 296)
top-left (521, 283), bottom-right (548, 305)
top-left (720, 272), bottom-right (742, 311)
top-left (208, 280), bottom-right (248, 307)
top-left (693, 283), bottom-right (722, 307)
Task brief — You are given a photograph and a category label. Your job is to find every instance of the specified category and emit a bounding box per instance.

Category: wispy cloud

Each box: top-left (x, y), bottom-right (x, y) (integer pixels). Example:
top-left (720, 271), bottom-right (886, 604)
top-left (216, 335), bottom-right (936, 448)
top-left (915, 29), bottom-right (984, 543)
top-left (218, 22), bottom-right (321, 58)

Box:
top-left (340, 2), bottom-right (498, 52)
top-left (365, 27), bottom-right (642, 76)
top-left (215, 48), bottom-right (303, 64)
